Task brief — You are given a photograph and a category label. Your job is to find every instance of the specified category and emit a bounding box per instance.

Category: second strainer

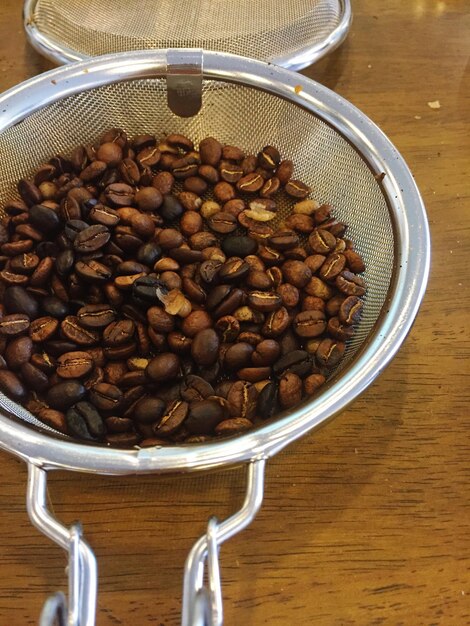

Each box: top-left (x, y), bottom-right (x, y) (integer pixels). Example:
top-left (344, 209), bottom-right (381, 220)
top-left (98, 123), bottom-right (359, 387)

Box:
top-left (24, 0), bottom-right (351, 69)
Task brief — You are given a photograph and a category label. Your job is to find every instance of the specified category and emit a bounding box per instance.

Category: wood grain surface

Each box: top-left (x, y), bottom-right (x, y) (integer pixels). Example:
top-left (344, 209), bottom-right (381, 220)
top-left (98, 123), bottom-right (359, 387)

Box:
top-left (0, 1), bottom-right (469, 624)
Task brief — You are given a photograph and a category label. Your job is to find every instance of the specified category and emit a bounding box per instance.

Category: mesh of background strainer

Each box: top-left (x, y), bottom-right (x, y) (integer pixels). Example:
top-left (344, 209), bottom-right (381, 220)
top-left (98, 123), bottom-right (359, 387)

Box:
top-left (0, 79), bottom-right (393, 437)
top-left (31, 0), bottom-right (342, 61)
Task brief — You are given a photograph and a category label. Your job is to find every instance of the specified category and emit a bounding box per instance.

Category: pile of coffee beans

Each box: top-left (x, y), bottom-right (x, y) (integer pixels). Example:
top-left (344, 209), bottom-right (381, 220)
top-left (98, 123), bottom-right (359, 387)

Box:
top-left (0, 129), bottom-right (366, 447)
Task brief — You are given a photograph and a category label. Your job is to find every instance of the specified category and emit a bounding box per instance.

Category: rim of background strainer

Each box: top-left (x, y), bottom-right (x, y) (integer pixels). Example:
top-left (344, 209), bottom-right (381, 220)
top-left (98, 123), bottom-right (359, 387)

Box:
top-left (0, 50), bottom-right (430, 475)
top-left (23, 0), bottom-right (352, 70)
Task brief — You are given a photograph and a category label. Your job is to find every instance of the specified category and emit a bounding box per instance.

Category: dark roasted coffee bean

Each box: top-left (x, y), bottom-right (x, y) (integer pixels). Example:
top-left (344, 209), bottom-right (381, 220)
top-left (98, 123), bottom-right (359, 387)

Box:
top-left (18, 179), bottom-right (42, 206)
top-left (0, 270), bottom-right (28, 285)
top-left (0, 314), bottom-right (30, 336)
top-left (54, 249), bottom-right (74, 276)
top-left (257, 381), bottom-right (279, 419)
top-left (273, 350), bottom-right (311, 378)
top-left (40, 296), bottom-right (68, 319)
top-left (4, 286), bottom-right (38, 317)
top-left (38, 408), bottom-right (67, 433)
top-left (0, 369), bottom-right (27, 400)
top-left (146, 353), bottom-right (180, 381)
top-left (29, 316), bottom-right (59, 342)
top-left (75, 259), bottom-right (112, 282)
top-left (218, 259), bottom-right (250, 283)
top-left (64, 219), bottom-right (89, 241)
top-left (191, 329), bottom-right (219, 366)
top-left (4, 336), bottom-right (33, 370)
top-left (213, 288), bottom-right (244, 319)
top-left (20, 362), bottom-right (49, 391)
top-left (237, 366), bottom-right (271, 383)
top-left (9, 252), bottom-right (39, 276)
top-left (74, 224), bottom-right (110, 253)
top-left (154, 399), bottom-right (189, 437)
top-left (222, 235), bottom-right (258, 258)
top-left (47, 380), bottom-right (86, 410)
top-left (89, 382), bottom-right (123, 412)
top-left (180, 375), bottom-right (214, 403)
top-left (252, 339), bottom-right (280, 366)
top-left (29, 204), bottom-right (60, 232)
top-left (169, 246), bottom-right (203, 264)
top-left (224, 342), bottom-right (254, 370)
top-left (105, 416), bottom-right (133, 433)
top-left (45, 340), bottom-right (79, 357)
top-left (103, 319), bottom-right (135, 346)
top-left (186, 399), bottom-right (226, 435)
top-left (89, 204), bottom-right (120, 227)
top-left (61, 316), bottom-right (99, 346)
top-left (293, 310), bottom-right (326, 338)
top-left (132, 397), bottom-right (166, 423)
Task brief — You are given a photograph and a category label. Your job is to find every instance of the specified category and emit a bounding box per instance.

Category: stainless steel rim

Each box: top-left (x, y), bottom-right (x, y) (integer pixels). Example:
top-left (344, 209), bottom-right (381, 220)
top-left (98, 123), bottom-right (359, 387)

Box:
top-left (0, 50), bottom-right (430, 474)
top-left (23, 0), bottom-right (352, 70)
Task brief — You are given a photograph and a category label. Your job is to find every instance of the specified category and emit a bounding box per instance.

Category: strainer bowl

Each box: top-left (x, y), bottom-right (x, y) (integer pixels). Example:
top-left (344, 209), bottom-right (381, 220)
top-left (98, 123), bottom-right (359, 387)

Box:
top-left (0, 50), bottom-right (429, 626)
top-left (24, 0), bottom-right (352, 69)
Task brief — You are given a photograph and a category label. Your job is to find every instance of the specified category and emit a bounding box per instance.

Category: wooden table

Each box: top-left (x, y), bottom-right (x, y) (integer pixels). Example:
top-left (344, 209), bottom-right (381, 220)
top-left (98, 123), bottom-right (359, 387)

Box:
top-left (0, 1), bottom-right (468, 624)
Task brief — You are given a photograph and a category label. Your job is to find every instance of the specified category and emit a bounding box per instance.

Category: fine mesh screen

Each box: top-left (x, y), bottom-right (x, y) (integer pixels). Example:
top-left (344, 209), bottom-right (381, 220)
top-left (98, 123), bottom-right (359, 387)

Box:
top-left (31, 0), bottom-right (342, 62)
top-left (0, 78), bottom-right (393, 436)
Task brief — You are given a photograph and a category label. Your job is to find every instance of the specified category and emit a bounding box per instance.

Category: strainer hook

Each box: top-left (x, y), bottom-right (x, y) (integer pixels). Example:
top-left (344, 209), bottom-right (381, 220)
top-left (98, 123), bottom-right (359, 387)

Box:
top-left (182, 459), bottom-right (266, 626)
top-left (26, 464), bottom-right (98, 626)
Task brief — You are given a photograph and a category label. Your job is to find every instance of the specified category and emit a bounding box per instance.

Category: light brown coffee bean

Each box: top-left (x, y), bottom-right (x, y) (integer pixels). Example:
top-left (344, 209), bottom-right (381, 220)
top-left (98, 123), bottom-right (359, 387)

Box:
top-left (293, 310), bottom-right (326, 338)
top-left (57, 351), bottom-right (94, 379)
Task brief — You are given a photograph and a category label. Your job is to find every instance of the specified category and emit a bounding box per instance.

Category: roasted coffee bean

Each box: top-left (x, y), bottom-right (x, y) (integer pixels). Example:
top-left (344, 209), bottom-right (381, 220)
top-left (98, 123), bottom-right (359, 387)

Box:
top-left (236, 172), bottom-right (264, 193)
top-left (207, 211), bottom-right (238, 234)
top-left (338, 295), bottom-right (363, 325)
top-left (237, 366), bottom-right (271, 383)
top-left (281, 260), bottom-right (312, 288)
top-left (252, 339), bottom-right (280, 366)
top-left (285, 179), bottom-right (310, 198)
top-left (218, 259), bottom-right (250, 283)
top-left (181, 310), bottom-right (212, 338)
top-left (74, 224), bottom-right (110, 252)
top-left (89, 204), bottom-right (120, 227)
top-left (214, 417), bottom-right (253, 435)
top-left (38, 408), bottom-right (67, 433)
top-left (4, 286), bottom-right (38, 318)
top-left (273, 350), bottom-right (311, 378)
top-left (61, 316), bottom-right (99, 345)
top-left (9, 252), bottom-right (39, 276)
top-left (191, 328), bottom-right (219, 366)
top-left (0, 314), bottom-right (30, 336)
top-left (224, 342), bottom-right (254, 370)
top-left (4, 336), bottom-right (33, 370)
top-left (29, 316), bottom-right (59, 342)
top-left (257, 381), bottom-right (279, 418)
top-left (319, 253), bottom-right (346, 281)
top-left (132, 397), bottom-right (166, 423)
top-left (20, 362), bottom-right (49, 391)
top-left (180, 375), bottom-right (214, 403)
top-left (214, 315), bottom-right (240, 342)
top-left (293, 310), bottom-right (326, 338)
top-left (199, 137), bottom-right (222, 166)
top-left (56, 351), bottom-right (94, 379)
top-left (105, 416), bottom-right (133, 433)
top-left (29, 204), bottom-right (61, 232)
top-left (304, 374), bottom-right (326, 396)
top-left (146, 353), bottom-right (180, 381)
top-left (77, 304), bottom-right (116, 328)
top-left (213, 287), bottom-right (244, 319)
top-left (103, 319), bottom-right (135, 346)
top-left (89, 382), bottom-right (123, 412)
top-left (47, 380), bottom-right (86, 410)
top-left (104, 183), bottom-right (135, 207)
top-left (279, 372), bottom-right (302, 408)
top-left (315, 338), bottom-right (346, 368)
top-left (261, 306), bottom-right (290, 337)
top-left (0, 270), bottom-right (28, 286)
top-left (55, 249), bottom-right (75, 276)
top-left (0, 369), bottom-right (27, 399)
top-left (308, 229), bottom-right (336, 254)
top-left (277, 283), bottom-right (299, 308)
top-left (185, 399), bottom-right (226, 435)
top-left (137, 242), bottom-right (162, 266)
top-left (221, 235), bottom-right (258, 258)
top-left (227, 381), bottom-right (257, 420)
top-left (343, 249), bottom-right (366, 273)
top-left (304, 277), bottom-right (334, 300)
top-left (335, 271), bottom-right (366, 296)
top-left (247, 291), bottom-right (281, 313)
top-left (154, 399), bottom-right (189, 437)
top-left (75, 259), bottom-right (112, 282)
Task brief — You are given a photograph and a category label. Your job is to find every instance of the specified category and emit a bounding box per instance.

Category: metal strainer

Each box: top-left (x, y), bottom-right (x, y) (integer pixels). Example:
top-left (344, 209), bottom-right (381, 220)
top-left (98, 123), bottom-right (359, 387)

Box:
top-left (0, 50), bottom-right (429, 626)
top-left (24, 0), bottom-right (351, 69)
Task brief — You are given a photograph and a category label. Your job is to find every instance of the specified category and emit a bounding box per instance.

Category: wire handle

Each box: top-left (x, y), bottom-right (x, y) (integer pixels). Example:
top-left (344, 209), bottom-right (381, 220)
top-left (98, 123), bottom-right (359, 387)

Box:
top-left (182, 459), bottom-right (266, 626)
top-left (26, 464), bottom-right (98, 626)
